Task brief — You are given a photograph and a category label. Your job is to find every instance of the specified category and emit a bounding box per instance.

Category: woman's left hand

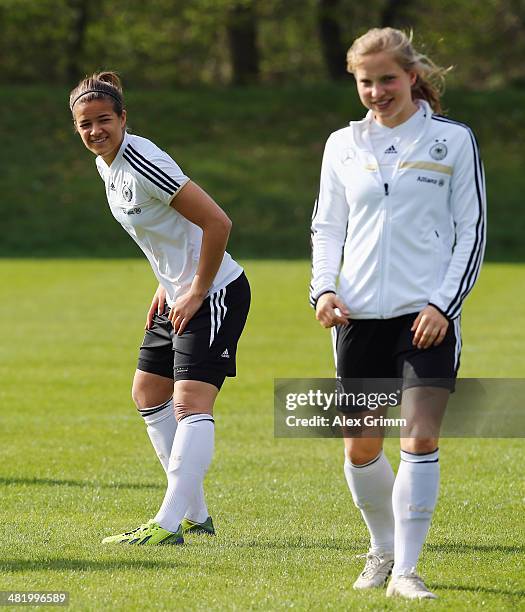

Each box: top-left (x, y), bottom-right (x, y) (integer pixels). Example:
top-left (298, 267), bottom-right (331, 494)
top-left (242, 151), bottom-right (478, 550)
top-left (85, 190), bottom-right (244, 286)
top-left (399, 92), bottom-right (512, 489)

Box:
top-left (168, 291), bottom-right (205, 336)
top-left (411, 305), bottom-right (449, 349)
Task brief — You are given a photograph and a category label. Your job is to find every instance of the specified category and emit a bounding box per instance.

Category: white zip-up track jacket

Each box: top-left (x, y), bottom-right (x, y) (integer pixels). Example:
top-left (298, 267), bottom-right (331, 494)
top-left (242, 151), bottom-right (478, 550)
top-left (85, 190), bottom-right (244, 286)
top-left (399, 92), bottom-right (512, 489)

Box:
top-left (310, 101), bottom-right (486, 321)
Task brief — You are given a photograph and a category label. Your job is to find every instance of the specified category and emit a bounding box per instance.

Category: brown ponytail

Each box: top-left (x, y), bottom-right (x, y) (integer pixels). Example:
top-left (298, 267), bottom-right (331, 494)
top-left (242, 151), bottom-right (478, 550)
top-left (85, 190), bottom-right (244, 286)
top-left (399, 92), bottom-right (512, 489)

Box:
top-left (69, 71), bottom-right (125, 116)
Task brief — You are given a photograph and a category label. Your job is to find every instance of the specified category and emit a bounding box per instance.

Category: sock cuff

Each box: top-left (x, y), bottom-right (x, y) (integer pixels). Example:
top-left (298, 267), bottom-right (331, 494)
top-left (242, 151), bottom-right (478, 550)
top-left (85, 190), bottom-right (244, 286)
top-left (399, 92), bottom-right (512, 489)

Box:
top-left (400, 448), bottom-right (439, 464)
top-left (138, 398), bottom-right (173, 423)
top-left (178, 413), bottom-right (215, 426)
top-left (345, 451), bottom-right (384, 470)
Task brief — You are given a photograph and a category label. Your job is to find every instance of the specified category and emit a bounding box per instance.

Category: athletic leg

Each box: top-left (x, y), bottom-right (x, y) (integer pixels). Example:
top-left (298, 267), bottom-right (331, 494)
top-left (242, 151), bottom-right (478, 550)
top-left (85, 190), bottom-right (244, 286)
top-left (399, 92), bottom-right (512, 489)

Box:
top-left (154, 380), bottom-right (217, 532)
top-left (335, 319), bottom-right (397, 586)
top-left (388, 317), bottom-right (457, 598)
top-left (132, 369), bottom-right (175, 472)
top-left (343, 435), bottom-right (394, 555)
top-left (152, 273), bottom-right (250, 535)
top-left (133, 303), bottom-right (213, 523)
top-left (391, 386), bottom-right (447, 577)
top-left (154, 273), bottom-right (249, 532)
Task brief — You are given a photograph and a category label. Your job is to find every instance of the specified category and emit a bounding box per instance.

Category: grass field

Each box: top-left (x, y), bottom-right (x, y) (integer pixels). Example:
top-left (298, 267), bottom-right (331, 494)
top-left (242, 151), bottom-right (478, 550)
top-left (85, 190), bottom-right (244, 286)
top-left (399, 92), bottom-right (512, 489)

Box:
top-left (0, 260), bottom-right (524, 611)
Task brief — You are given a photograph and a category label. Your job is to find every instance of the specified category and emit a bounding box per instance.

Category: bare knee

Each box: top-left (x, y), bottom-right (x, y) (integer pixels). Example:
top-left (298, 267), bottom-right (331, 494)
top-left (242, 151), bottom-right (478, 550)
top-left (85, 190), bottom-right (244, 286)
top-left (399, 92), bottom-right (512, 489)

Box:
top-left (173, 380), bottom-right (217, 421)
top-left (173, 397), bottom-right (213, 422)
top-left (132, 370), bottom-right (173, 409)
top-left (344, 438), bottom-right (384, 465)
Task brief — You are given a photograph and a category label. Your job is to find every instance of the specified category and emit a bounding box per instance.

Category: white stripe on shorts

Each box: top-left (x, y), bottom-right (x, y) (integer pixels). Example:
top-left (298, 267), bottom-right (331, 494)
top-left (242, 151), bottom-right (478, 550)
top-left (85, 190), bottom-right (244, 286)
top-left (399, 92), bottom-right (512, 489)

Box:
top-left (209, 288), bottom-right (227, 347)
top-left (219, 287), bottom-right (228, 331)
top-left (331, 325), bottom-right (339, 375)
top-left (453, 316), bottom-right (462, 373)
top-left (209, 293), bottom-right (216, 347)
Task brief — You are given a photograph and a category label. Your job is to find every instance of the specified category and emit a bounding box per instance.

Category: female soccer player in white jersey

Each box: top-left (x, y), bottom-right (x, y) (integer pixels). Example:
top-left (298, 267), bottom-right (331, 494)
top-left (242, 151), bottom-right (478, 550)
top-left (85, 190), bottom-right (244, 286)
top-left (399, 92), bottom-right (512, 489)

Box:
top-left (70, 72), bottom-right (250, 545)
top-left (310, 28), bottom-right (486, 599)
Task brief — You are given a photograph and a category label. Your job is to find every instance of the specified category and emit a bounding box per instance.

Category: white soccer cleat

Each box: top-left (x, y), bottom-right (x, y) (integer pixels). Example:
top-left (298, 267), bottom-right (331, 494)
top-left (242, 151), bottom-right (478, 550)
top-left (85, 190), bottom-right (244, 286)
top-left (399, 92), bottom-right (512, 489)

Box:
top-left (353, 551), bottom-right (394, 589)
top-left (386, 569), bottom-right (437, 599)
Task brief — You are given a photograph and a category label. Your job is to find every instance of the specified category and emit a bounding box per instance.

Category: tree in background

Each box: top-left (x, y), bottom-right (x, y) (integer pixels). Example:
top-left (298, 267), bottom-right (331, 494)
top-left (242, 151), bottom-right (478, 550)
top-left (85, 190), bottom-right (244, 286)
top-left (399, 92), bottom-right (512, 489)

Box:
top-left (317, 0), bottom-right (347, 80)
top-left (493, 0), bottom-right (525, 86)
top-left (380, 0), bottom-right (414, 28)
top-left (66, 0), bottom-right (96, 82)
top-left (227, 0), bottom-right (260, 85)
top-left (0, 0), bottom-right (523, 88)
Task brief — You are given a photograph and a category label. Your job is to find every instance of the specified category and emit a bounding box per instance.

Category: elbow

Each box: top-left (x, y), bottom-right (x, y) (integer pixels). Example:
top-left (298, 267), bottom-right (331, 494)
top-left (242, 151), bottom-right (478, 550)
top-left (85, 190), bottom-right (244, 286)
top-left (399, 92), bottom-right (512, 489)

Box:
top-left (207, 212), bottom-right (232, 240)
top-left (220, 213), bottom-right (232, 238)
top-left (223, 214), bottom-right (233, 234)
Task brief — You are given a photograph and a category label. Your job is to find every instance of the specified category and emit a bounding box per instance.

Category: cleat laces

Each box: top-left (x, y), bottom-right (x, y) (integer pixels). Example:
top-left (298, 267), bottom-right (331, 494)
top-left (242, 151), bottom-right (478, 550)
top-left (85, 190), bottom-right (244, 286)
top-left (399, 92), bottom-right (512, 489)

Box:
top-left (356, 553), bottom-right (384, 579)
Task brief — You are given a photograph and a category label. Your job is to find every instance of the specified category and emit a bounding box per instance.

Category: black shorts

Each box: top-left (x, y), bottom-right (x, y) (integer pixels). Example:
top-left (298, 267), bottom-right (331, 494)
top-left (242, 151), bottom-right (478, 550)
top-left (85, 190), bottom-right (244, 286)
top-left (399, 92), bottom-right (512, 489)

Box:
top-left (333, 313), bottom-right (461, 390)
top-left (137, 272), bottom-right (250, 389)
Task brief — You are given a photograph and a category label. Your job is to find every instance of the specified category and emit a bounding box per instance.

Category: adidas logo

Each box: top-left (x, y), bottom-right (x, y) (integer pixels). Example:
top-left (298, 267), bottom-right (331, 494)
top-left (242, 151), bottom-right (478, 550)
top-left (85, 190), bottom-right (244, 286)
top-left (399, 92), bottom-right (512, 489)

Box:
top-left (384, 145), bottom-right (398, 154)
top-left (221, 349), bottom-right (230, 358)
top-left (110, 182), bottom-right (116, 191)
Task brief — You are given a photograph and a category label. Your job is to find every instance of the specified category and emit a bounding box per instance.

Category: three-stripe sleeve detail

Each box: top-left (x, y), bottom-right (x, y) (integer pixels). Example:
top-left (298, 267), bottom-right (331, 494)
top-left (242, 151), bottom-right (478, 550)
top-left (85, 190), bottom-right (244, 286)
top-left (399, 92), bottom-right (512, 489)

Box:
top-left (209, 288), bottom-right (227, 347)
top-left (309, 197), bottom-right (319, 307)
top-left (123, 145), bottom-right (181, 195)
top-left (432, 116), bottom-right (486, 319)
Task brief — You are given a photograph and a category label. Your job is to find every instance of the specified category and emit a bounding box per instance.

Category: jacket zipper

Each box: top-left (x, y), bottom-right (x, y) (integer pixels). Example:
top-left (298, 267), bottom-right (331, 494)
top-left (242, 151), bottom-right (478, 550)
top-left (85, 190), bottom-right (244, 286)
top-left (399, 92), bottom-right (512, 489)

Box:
top-left (377, 183), bottom-right (390, 317)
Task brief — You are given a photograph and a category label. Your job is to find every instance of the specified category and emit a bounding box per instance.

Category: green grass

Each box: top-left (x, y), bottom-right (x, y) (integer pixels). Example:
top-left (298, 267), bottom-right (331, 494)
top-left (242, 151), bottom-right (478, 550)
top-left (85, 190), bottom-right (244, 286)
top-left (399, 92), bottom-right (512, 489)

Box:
top-left (0, 260), bottom-right (524, 611)
top-left (1, 84), bottom-right (524, 260)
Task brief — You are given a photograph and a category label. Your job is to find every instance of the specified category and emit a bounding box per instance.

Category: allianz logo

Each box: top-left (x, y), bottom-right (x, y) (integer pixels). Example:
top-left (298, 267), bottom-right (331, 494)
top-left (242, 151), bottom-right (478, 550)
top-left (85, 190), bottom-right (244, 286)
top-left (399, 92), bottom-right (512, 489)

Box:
top-left (417, 175), bottom-right (445, 187)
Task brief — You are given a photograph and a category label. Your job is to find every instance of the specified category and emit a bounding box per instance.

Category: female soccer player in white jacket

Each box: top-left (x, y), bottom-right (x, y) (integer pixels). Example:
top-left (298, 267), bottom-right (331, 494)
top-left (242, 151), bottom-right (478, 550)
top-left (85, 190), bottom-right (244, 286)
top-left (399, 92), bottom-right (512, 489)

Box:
top-left (70, 72), bottom-right (250, 545)
top-left (310, 28), bottom-right (486, 600)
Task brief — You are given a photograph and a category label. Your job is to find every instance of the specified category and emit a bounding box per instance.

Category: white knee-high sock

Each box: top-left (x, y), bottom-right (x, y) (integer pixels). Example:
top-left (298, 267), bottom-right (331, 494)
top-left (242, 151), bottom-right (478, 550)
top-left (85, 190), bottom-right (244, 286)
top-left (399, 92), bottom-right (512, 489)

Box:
top-left (392, 448), bottom-right (440, 576)
top-left (139, 402), bottom-right (210, 523)
top-left (139, 399), bottom-right (177, 472)
top-left (154, 414), bottom-right (215, 532)
top-left (344, 451), bottom-right (395, 554)
top-left (184, 485), bottom-right (209, 524)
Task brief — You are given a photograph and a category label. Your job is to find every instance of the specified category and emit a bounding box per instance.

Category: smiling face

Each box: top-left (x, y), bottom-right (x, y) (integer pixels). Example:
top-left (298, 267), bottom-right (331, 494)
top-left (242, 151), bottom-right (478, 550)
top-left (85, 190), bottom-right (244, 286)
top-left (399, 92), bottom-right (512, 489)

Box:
top-left (354, 51), bottom-right (418, 128)
top-left (73, 98), bottom-right (127, 165)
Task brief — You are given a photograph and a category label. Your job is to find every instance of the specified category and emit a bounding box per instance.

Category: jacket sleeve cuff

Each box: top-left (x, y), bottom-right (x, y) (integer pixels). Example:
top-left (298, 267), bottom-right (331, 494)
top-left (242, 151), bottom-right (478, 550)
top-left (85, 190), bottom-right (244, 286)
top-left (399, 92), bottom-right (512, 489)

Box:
top-left (428, 302), bottom-right (452, 321)
top-left (310, 289), bottom-right (336, 309)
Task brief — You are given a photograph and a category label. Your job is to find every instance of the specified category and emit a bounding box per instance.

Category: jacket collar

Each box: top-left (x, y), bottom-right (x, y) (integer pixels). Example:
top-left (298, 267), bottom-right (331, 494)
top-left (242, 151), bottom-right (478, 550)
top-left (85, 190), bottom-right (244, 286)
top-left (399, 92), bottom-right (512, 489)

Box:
top-left (350, 99), bottom-right (433, 151)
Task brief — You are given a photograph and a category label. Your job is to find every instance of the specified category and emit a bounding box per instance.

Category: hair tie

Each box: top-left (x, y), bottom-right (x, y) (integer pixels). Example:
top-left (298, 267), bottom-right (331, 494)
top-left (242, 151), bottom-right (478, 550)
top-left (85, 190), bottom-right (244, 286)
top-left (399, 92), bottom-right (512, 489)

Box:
top-left (71, 88), bottom-right (121, 110)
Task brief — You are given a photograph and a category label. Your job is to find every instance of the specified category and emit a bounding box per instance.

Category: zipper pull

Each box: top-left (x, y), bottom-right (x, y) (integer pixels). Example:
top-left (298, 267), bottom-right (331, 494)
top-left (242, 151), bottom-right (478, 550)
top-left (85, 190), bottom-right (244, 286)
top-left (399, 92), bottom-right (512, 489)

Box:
top-left (384, 183), bottom-right (389, 196)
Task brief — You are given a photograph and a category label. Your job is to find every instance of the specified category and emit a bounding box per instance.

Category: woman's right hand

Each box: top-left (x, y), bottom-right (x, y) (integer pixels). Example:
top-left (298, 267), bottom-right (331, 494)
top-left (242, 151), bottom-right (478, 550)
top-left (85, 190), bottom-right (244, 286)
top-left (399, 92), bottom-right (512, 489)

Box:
top-left (145, 284), bottom-right (167, 330)
top-left (315, 293), bottom-right (350, 328)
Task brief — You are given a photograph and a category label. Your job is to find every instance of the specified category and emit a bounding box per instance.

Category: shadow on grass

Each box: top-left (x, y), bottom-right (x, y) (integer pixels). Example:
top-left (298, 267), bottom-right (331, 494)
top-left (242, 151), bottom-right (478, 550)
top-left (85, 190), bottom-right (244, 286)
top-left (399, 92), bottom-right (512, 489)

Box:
top-left (231, 538), bottom-right (363, 552)
top-left (0, 558), bottom-right (186, 573)
top-left (432, 583), bottom-right (525, 597)
top-left (427, 542), bottom-right (525, 554)
top-left (0, 477), bottom-right (161, 490)
top-left (232, 539), bottom-right (525, 555)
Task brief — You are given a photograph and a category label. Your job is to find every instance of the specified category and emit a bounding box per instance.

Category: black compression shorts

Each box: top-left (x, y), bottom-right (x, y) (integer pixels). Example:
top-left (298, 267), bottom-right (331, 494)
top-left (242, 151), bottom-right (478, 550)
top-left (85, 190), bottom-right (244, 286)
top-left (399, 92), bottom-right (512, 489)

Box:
top-left (332, 312), bottom-right (461, 412)
top-left (137, 272), bottom-right (250, 389)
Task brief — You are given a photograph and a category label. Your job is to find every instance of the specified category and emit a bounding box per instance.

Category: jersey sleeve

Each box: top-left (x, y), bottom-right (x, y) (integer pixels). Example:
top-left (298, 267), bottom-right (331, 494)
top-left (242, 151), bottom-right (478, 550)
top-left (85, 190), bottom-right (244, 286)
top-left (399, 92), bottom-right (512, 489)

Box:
top-left (429, 129), bottom-right (487, 320)
top-left (122, 142), bottom-right (190, 205)
top-left (309, 134), bottom-right (349, 308)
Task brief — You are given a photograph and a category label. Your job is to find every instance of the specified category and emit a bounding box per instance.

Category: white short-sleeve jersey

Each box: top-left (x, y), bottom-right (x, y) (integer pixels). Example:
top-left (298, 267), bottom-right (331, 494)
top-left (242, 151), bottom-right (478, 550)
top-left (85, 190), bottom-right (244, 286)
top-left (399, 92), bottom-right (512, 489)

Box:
top-left (96, 132), bottom-right (242, 306)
